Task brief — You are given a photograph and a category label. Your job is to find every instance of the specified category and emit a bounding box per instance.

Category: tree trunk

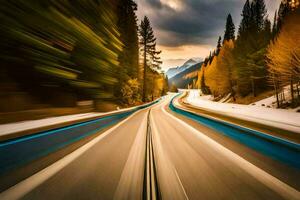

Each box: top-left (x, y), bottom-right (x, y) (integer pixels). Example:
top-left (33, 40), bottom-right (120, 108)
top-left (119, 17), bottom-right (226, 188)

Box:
top-left (230, 80), bottom-right (236, 102)
top-left (297, 82), bottom-right (300, 99)
top-left (290, 78), bottom-right (294, 104)
top-left (275, 82), bottom-right (280, 108)
top-left (272, 73), bottom-right (280, 108)
top-left (142, 42), bottom-right (147, 102)
top-left (152, 75), bottom-right (154, 101)
top-left (251, 77), bottom-right (256, 97)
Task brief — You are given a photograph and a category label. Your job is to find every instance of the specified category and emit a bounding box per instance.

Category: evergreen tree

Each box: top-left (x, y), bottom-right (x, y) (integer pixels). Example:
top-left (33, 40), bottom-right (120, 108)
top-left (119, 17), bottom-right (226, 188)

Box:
top-left (139, 16), bottom-right (161, 102)
top-left (263, 19), bottom-right (272, 41)
top-left (208, 51), bottom-right (212, 64)
top-left (203, 57), bottom-right (209, 67)
top-left (223, 14), bottom-right (235, 43)
top-left (234, 0), bottom-right (270, 97)
top-left (252, 0), bottom-right (267, 31)
top-left (216, 36), bottom-right (222, 55)
top-left (238, 0), bottom-right (251, 37)
top-left (116, 0), bottom-right (139, 99)
top-left (272, 10), bottom-right (278, 38)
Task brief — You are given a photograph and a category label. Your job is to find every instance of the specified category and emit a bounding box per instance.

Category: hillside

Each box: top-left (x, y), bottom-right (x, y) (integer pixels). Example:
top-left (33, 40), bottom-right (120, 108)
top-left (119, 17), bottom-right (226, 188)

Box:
top-left (168, 62), bottom-right (203, 89)
top-left (166, 59), bottom-right (198, 78)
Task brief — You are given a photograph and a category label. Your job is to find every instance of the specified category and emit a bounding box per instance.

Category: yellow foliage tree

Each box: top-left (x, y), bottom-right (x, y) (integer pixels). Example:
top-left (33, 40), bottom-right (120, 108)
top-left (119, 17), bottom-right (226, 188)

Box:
top-left (204, 40), bottom-right (235, 98)
top-left (267, 10), bottom-right (300, 106)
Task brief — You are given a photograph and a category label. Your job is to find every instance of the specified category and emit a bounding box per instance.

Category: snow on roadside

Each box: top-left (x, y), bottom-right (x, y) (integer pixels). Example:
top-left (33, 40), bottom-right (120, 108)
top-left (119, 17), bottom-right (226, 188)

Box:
top-left (185, 90), bottom-right (300, 133)
top-left (251, 85), bottom-right (295, 109)
top-left (0, 107), bottom-right (137, 137)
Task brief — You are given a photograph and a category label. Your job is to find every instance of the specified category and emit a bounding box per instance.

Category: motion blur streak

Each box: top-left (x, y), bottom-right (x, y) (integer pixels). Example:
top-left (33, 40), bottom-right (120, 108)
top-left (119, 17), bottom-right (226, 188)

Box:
top-left (0, 0), bottom-right (121, 102)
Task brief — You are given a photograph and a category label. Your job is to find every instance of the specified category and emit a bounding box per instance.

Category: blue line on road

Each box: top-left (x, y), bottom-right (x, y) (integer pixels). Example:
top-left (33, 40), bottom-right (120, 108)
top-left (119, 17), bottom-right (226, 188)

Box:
top-left (169, 95), bottom-right (300, 169)
top-left (0, 99), bottom-right (159, 174)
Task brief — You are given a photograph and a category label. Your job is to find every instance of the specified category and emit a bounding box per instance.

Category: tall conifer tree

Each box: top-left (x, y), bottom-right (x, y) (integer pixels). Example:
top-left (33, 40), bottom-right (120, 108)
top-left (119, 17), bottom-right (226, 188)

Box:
top-left (223, 14), bottom-right (235, 43)
top-left (216, 36), bottom-right (222, 55)
top-left (116, 0), bottom-right (139, 99)
top-left (139, 16), bottom-right (161, 102)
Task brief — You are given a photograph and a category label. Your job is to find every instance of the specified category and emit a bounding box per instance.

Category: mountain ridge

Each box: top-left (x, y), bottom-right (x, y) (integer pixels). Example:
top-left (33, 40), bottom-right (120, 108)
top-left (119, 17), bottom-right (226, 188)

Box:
top-left (168, 62), bottom-right (203, 89)
top-left (166, 58), bottom-right (198, 78)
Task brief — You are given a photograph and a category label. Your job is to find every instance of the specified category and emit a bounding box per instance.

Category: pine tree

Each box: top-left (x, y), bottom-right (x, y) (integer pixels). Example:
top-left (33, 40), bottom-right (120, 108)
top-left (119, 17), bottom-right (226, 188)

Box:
top-left (216, 36), bottom-right (222, 55)
top-left (208, 51), bottom-right (212, 64)
top-left (139, 16), bottom-right (161, 102)
top-left (263, 19), bottom-right (272, 41)
top-left (116, 0), bottom-right (139, 100)
top-left (203, 57), bottom-right (209, 67)
top-left (272, 10), bottom-right (278, 38)
top-left (238, 0), bottom-right (251, 37)
top-left (223, 14), bottom-right (235, 43)
top-left (252, 0), bottom-right (267, 31)
top-left (234, 0), bottom-right (271, 97)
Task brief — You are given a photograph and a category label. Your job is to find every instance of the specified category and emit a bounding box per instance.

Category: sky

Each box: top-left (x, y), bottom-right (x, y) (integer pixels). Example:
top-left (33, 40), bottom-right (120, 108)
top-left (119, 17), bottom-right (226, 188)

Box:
top-left (135, 0), bottom-right (281, 71)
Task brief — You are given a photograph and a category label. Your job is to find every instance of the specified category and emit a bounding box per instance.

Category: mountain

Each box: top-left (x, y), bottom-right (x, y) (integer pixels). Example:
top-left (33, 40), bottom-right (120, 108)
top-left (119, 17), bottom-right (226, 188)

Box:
top-left (166, 59), bottom-right (198, 78)
top-left (168, 62), bottom-right (203, 89)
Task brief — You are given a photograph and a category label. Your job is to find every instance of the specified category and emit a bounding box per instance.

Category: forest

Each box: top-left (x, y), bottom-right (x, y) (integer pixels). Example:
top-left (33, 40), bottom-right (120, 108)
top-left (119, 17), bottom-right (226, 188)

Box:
top-left (0, 0), bottom-right (168, 113)
top-left (196, 0), bottom-right (300, 108)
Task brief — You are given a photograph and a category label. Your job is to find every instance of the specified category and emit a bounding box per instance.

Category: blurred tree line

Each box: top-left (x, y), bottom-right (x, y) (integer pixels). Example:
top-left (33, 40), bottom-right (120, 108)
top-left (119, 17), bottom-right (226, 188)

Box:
top-left (196, 0), bottom-right (300, 107)
top-left (0, 0), bottom-right (168, 111)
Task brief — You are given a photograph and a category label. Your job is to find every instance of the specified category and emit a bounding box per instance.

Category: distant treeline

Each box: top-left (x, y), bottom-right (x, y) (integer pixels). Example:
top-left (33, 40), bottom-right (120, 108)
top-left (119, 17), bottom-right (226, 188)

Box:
top-left (0, 0), bottom-right (167, 111)
top-left (196, 0), bottom-right (300, 107)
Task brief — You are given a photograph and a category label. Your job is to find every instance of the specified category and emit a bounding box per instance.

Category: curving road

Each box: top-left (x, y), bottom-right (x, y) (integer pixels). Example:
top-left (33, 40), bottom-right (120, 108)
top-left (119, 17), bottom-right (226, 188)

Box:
top-left (0, 95), bottom-right (299, 200)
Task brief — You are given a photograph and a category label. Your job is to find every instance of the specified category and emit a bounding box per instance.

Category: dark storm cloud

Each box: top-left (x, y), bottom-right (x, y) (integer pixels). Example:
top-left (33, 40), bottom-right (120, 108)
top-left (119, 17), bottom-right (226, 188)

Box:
top-left (136, 0), bottom-right (280, 47)
top-left (137, 0), bottom-right (245, 47)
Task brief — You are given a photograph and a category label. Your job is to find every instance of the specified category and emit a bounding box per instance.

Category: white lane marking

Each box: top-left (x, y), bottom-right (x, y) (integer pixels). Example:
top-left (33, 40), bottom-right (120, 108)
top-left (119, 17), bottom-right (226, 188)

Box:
top-left (162, 100), bottom-right (300, 200)
top-left (0, 108), bottom-right (148, 200)
top-left (173, 166), bottom-right (189, 200)
top-left (113, 111), bottom-right (148, 200)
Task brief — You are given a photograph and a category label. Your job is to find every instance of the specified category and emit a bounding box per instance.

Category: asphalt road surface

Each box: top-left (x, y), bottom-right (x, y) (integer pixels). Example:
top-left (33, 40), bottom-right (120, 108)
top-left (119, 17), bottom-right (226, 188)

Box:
top-left (0, 95), bottom-right (299, 200)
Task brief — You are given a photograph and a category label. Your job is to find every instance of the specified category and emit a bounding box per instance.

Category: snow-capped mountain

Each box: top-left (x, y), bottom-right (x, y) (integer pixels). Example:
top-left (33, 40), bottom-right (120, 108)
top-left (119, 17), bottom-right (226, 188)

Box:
top-left (166, 59), bottom-right (198, 78)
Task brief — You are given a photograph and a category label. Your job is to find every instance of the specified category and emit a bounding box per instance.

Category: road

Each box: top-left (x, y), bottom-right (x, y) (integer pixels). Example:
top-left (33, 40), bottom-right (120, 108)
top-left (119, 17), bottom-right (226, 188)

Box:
top-left (0, 95), bottom-right (299, 200)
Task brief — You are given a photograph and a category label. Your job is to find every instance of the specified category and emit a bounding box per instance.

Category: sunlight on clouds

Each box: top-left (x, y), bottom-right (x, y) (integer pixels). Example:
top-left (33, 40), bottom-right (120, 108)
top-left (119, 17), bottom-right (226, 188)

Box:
top-left (161, 0), bottom-right (184, 11)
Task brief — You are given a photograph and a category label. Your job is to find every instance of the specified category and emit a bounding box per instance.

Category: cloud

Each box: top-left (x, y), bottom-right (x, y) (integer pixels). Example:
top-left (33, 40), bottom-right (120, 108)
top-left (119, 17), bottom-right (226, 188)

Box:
top-left (136, 0), bottom-right (281, 69)
top-left (136, 0), bottom-right (245, 47)
top-left (136, 0), bottom-right (281, 47)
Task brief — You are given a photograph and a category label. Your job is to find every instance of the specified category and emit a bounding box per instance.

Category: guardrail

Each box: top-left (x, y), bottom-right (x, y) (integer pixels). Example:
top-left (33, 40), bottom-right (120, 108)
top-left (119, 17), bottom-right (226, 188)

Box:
top-left (170, 94), bottom-right (300, 169)
top-left (0, 99), bottom-right (160, 174)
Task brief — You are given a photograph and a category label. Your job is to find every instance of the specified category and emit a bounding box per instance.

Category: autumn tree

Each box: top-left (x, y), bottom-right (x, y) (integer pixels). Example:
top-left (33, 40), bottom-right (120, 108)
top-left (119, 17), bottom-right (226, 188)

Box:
top-left (121, 79), bottom-right (141, 105)
top-left (203, 41), bottom-right (235, 98)
top-left (199, 67), bottom-right (211, 95)
top-left (218, 40), bottom-right (236, 100)
top-left (276, 0), bottom-right (300, 35)
top-left (267, 9), bottom-right (300, 107)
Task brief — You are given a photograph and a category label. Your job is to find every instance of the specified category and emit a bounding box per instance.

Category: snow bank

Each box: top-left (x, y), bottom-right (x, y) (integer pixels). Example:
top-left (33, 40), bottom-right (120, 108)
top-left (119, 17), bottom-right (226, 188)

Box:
top-left (0, 107), bottom-right (137, 137)
top-left (185, 90), bottom-right (300, 133)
